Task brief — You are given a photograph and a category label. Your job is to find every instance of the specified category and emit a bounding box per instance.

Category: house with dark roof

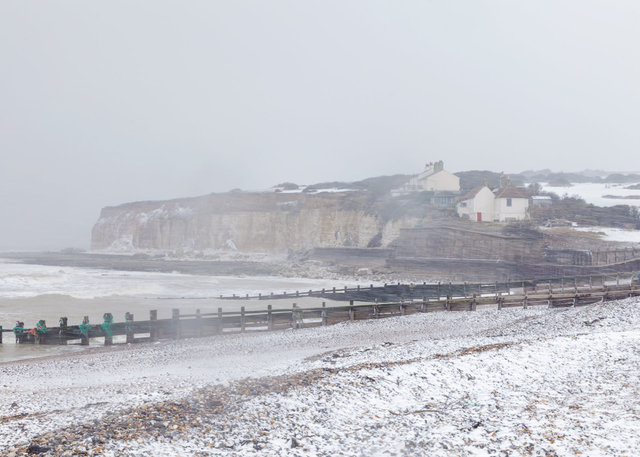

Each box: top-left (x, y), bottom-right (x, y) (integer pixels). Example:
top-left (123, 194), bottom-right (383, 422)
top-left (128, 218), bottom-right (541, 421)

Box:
top-left (493, 187), bottom-right (529, 222)
top-left (457, 185), bottom-right (495, 222)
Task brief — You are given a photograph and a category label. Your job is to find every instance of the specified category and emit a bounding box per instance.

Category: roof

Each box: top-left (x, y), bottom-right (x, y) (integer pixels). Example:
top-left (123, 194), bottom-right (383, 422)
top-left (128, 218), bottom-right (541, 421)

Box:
top-left (460, 185), bottom-right (489, 200)
top-left (494, 187), bottom-right (529, 199)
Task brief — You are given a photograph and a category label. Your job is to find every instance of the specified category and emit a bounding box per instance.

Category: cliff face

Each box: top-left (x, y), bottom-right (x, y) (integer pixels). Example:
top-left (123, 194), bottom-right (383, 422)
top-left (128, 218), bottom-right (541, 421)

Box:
top-left (91, 191), bottom-right (382, 253)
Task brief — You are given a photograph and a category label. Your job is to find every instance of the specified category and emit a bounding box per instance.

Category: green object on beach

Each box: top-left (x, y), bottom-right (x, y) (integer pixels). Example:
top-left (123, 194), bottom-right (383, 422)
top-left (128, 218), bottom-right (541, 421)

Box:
top-left (101, 322), bottom-right (113, 338)
top-left (101, 313), bottom-right (114, 338)
top-left (79, 322), bottom-right (92, 336)
top-left (36, 321), bottom-right (47, 334)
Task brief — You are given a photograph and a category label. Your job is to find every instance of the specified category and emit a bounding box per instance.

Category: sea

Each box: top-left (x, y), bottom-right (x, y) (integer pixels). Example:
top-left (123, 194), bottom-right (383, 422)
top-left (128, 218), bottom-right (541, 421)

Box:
top-left (0, 257), bottom-right (362, 362)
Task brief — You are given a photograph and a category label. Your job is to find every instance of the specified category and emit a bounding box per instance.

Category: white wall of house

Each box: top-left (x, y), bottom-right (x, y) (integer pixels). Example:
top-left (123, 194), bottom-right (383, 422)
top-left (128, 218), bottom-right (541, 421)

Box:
top-left (422, 170), bottom-right (460, 192)
top-left (494, 197), bottom-right (529, 222)
top-left (457, 186), bottom-right (495, 221)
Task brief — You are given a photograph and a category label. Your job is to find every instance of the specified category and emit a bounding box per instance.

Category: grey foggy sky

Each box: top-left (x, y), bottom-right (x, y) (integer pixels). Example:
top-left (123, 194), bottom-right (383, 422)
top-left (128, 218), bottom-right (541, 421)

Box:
top-left (1, 1), bottom-right (639, 250)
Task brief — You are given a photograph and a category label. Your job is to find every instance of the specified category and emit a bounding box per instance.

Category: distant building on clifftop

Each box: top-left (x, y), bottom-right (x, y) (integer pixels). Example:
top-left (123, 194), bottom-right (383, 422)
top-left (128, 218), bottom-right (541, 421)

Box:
top-left (392, 161), bottom-right (461, 205)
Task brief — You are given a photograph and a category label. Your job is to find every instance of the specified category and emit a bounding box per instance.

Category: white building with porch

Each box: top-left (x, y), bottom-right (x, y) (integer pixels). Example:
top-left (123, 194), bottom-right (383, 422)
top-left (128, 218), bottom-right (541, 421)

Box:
top-left (392, 160), bottom-right (460, 196)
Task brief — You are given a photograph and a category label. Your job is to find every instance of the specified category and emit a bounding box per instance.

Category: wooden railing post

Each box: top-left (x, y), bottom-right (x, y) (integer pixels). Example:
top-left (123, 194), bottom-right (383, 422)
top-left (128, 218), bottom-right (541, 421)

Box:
top-left (80, 316), bottom-right (90, 346)
top-left (217, 307), bottom-right (223, 334)
top-left (0, 326), bottom-right (3, 344)
top-left (470, 294), bottom-right (476, 311)
top-left (349, 300), bottom-right (355, 321)
top-left (241, 306), bottom-right (246, 332)
top-left (125, 312), bottom-right (134, 344)
top-left (292, 303), bottom-right (303, 329)
top-left (103, 313), bottom-right (114, 346)
top-left (321, 302), bottom-right (327, 326)
top-left (58, 317), bottom-right (68, 345)
top-left (172, 308), bottom-right (180, 340)
top-left (267, 304), bottom-right (273, 330)
top-left (522, 295), bottom-right (528, 309)
top-left (150, 310), bottom-right (158, 341)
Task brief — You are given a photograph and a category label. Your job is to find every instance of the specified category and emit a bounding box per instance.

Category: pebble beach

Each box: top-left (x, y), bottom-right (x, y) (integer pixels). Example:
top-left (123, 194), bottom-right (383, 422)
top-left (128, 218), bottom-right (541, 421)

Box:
top-left (2, 296), bottom-right (640, 456)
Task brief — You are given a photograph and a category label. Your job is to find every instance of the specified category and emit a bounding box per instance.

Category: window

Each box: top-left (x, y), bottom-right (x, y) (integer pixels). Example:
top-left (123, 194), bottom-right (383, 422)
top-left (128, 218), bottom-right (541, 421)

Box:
top-left (506, 198), bottom-right (512, 207)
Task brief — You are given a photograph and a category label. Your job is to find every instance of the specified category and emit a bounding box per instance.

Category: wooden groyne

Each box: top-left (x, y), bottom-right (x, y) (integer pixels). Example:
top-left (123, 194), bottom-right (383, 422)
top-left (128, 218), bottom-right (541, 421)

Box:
top-left (2, 274), bottom-right (639, 347)
top-left (218, 273), bottom-right (635, 302)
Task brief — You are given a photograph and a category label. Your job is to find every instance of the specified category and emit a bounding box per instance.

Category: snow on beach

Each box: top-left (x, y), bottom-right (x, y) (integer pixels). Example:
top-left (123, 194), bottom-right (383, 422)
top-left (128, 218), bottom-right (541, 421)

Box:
top-left (2, 298), bottom-right (640, 456)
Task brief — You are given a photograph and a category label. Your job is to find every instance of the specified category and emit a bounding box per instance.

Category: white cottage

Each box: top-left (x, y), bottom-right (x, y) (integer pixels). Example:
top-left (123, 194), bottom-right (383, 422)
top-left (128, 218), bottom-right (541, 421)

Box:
top-left (493, 187), bottom-right (529, 222)
top-left (393, 160), bottom-right (460, 196)
top-left (410, 160), bottom-right (460, 192)
top-left (457, 185), bottom-right (530, 222)
top-left (457, 186), bottom-right (495, 222)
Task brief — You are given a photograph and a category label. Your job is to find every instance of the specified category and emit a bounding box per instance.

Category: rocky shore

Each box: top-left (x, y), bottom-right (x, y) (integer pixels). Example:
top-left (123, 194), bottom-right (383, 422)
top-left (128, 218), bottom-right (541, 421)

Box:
top-left (2, 297), bottom-right (640, 456)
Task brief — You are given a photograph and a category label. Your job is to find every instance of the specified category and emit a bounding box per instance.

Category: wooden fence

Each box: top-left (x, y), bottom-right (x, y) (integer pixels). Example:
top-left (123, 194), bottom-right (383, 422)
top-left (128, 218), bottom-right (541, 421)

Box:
top-left (218, 272), bottom-right (634, 302)
top-left (2, 274), bottom-right (639, 347)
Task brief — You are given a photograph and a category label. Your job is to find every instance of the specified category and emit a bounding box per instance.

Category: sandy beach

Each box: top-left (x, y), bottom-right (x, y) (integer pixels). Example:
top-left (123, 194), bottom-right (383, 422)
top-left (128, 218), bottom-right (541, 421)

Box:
top-left (2, 296), bottom-right (640, 456)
